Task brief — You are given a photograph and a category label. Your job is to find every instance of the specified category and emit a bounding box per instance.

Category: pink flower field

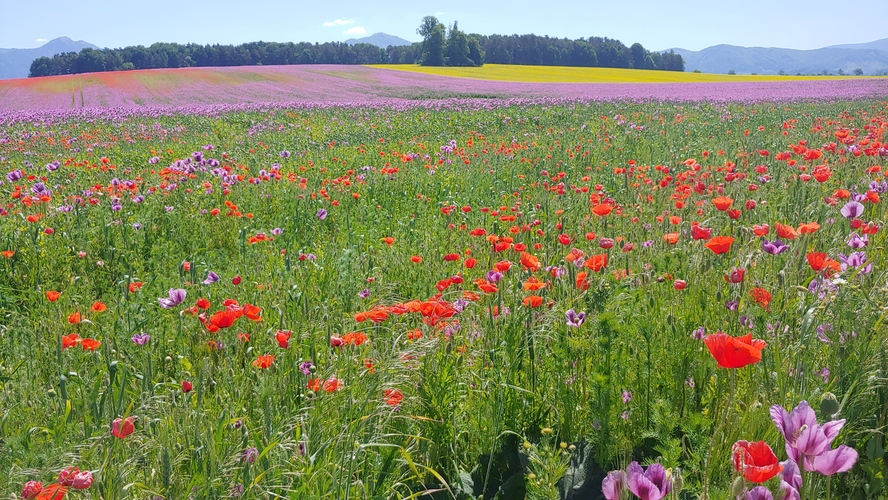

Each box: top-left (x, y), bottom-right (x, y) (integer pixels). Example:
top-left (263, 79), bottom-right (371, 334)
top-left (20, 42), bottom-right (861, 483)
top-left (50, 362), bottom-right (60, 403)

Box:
top-left (2, 64), bottom-right (887, 113)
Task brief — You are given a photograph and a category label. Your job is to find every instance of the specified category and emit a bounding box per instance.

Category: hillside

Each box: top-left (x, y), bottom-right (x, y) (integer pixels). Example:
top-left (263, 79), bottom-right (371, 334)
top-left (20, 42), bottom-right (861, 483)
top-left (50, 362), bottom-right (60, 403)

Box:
top-left (344, 32), bottom-right (412, 48)
top-left (669, 41), bottom-right (888, 75)
top-left (0, 37), bottom-right (98, 79)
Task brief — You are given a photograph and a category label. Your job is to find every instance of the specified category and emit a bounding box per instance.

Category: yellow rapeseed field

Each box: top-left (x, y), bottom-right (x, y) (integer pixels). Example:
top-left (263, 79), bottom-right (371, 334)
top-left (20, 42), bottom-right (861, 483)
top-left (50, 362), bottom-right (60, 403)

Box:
top-left (372, 63), bottom-right (858, 83)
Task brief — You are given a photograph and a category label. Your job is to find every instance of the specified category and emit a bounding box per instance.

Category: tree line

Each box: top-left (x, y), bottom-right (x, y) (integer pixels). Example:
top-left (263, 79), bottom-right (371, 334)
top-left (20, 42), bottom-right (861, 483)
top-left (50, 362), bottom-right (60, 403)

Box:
top-left (29, 17), bottom-right (683, 77)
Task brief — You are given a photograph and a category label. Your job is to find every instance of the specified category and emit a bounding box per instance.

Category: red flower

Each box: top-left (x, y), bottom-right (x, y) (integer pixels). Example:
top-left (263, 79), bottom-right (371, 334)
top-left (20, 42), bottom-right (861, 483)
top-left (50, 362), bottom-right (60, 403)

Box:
top-left (80, 338), bottom-right (100, 351)
top-left (67, 312), bottom-right (83, 324)
top-left (91, 302), bottom-right (106, 313)
top-left (181, 380), bottom-right (193, 393)
top-left (443, 253), bottom-right (461, 262)
top-left (690, 224), bottom-right (713, 240)
top-left (522, 295), bottom-right (543, 308)
top-left (61, 333), bottom-right (80, 349)
top-left (275, 330), bottom-right (291, 348)
top-left (46, 290), bottom-right (61, 302)
top-left (732, 440), bottom-right (783, 483)
top-left (34, 484), bottom-right (68, 500)
top-left (111, 416), bottom-right (135, 438)
top-left (806, 252), bottom-right (841, 273)
top-left (252, 354), bottom-right (275, 369)
top-left (384, 389), bottom-right (404, 406)
top-left (195, 298), bottom-right (211, 310)
top-left (724, 268), bottom-right (745, 284)
top-left (57, 467), bottom-right (92, 489)
top-left (128, 282), bottom-right (143, 293)
top-left (520, 252), bottom-right (542, 272)
top-left (243, 303), bottom-right (262, 321)
top-left (712, 196), bottom-right (733, 211)
top-left (774, 222), bottom-right (798, 240)
top-left (704, 236), bottom-right (734, 255)
top-left (231, 275), bottom-right (242, 285)
top-left (583, 254), bottom-right (608, 272)
top-left (703, 333), bottom-right (766, 368)
top-left (749, 287), bottom-right (772, 310)
top-left (322, 377), bottom-right (343, 393)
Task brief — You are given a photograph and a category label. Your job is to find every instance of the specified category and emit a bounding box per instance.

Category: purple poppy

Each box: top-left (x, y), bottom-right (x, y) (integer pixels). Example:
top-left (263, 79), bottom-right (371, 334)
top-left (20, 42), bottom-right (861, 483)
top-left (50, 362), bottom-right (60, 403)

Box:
top-left (840, 200), bottom-right (864, 218)
top-left (770, 401), bottom-right (858, 476)
top-left (565, 309), bottom-right (586, 328)
top-left (299, 361), bottom-right (314, 375)
top-left (158, 288), bottom-right (186, 309)
top-left (846, 233), bottom-right (868, 249)
top-left (602, 470), bottom-right (626, 500)
top-left (745, 486), bottom-right (774, 500)
top-left (202, 271), bottom-right (220, 285)
top-left (626, 461), bottom-right (671, 500)
top-left (131, 332), bottom-right (150, 345)
top-left (780, 459), bottom-right (802, 500)
top-left (762, 239), bottom-right (789, 255)
top-left (316, 208), bottom-right (328, 220)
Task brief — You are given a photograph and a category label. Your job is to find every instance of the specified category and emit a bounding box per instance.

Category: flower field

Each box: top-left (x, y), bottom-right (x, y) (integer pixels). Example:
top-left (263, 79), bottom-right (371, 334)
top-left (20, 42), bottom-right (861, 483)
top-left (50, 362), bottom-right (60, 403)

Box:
top-left (0, 71), bottom-right (887, 499)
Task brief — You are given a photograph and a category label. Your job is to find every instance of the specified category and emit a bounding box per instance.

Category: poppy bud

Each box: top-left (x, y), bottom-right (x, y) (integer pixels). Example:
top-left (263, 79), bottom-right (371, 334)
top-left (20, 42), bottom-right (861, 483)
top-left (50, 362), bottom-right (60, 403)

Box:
top-left (181, 380), bottom-right (193, 393)
top-left (232, 275), bottom-right (242, 285)
top-left (820, 392), bottom-right (840, 416)
top-left (730, 476), bottom-right (745, 498)
top-left (672, 468), bottom-right (683, 493)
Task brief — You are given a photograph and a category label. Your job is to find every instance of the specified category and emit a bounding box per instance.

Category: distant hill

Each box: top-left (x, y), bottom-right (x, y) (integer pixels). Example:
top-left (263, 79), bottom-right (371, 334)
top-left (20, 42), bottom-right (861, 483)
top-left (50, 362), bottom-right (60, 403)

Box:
top-left (668, 39), bottom-right (888, 75)
top-left (0, 37), bottom-right (99, 79)
top-left (344, 33), bottom-right (413, 48)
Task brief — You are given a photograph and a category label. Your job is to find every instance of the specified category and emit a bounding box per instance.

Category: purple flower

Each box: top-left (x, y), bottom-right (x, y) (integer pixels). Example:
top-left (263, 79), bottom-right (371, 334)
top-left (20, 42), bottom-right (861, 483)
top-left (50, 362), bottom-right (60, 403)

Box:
top-left (847, 233), bottom-right (868, 249)
top-left (838, 251), bottom-right (872, 274)
top-left (745, 486), bottom-right (774, 500)
top-left (158, 288), bottom-right (186, 308)
top-left (780, 459), bottom-right (802, 500)
top-left (316, 208), bottom-right (328, 220)
top-left (691, 326), bottom-right (705, 340)
top-left (486, 270), bottom-right (503, 283)
top-left (840, 200), bottom-right (864, 218)
top-left (621, 390), bottom-right (632, 404)
top-left (770, 401), bottom-right (858, 475)
top-left (763, 239), bottom-right (789, 255)
top-left (271, 227), bottom-right (283, 235)
top-left (725, 300), bottom-right (739, 311)
top-left (626, 461), bottom-right (671, 500)
top-left (565, 309), bottom-right (586, 328)
top-left (358, 288), bottom-right (370, 299)
top-left (131, 332), bottom-right (150, 345)
top-left (601, 470), bottom-right (626, 500)
top-left (299, 361), bottom-right (314, 375)
top-left (280, 150), bottom-right (291, 158)
top-left (202, 271), bottom-right (220, 285)
top-left (243, 447), bottom-right (258, 464)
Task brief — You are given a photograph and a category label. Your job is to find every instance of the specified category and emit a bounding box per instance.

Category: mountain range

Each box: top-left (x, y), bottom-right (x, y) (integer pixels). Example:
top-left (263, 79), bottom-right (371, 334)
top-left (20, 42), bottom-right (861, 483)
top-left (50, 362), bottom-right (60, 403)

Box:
top-left (344, 32), bottom-right (412, 48)
top-left (0, 37), bottom-right (98, 79)
top-left (668, 38), bottom-right (888, 75)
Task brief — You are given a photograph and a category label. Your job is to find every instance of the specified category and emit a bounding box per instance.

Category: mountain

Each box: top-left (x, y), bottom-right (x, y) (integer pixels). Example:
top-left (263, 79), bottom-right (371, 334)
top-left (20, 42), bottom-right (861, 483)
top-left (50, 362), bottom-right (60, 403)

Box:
top-left (344, 33), bottom-right (413, 48)
top-left (667, 39), bottom-right (888, 75)
top-left (0, 37), bottom-right (99, 79)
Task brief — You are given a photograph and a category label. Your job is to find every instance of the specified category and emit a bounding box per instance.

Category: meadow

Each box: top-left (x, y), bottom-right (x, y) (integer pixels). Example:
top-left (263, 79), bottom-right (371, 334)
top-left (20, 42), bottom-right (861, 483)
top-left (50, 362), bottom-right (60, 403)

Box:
top-left (0, 70), bottom-right (887, 499)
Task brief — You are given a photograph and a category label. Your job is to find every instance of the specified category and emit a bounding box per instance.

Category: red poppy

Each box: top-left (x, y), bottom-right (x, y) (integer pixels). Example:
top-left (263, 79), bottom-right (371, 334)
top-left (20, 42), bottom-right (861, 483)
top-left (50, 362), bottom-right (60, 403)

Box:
top-left (243, 304), bottom-right (262, 321)
top-left (381, 236), bottom-right (395, 246)
top-left (690, 224), bottom-right (713, 240)
top-left (195, 298), bottom-right (211, 310)
top-left (252, 354), bottom-right (275, 369)
top-left (62, 333), bottom-right (80, 349)
top-left (111, 416), bottom-right (136, 438)
top-left (806, 252), bottom-right (841, 273)
top-left (575, 271), bottom-right (590, 291)
top-left (703, 333), bottom-right (766, 368)
top-left (80, 338), bottom-right (100, 351)
top-left (732, 440), bottom-right (783, 483)
top-left (749, 287), bottom-right (772, 309)
top-left (128, 282), bottom-right (143, 293)
top-left (464, 257), bottom-right (477, 269)
top-left (67, 312), bottom-right (83, 324)
top-left (0, 250), bottom-right (13, 259)
top-left (712, 196), bottom-right (733, 211)
top-left (797, 222), bottom-right (820, 234)
top-left (591, 203), bottom-right (614, 216)
top-left (443, 253), bottom-right (461, 262)
top-left (704, 236), bottom-right (734, 255)
top-left (474, 279), bottom-right (497, 293)
top-left (774, 222), bottom-right (798, 240)
top-left (275, 330), bottom-right (291, 348)
top-left (90, 301), bottom-right (106, 313)
top-left (307, 378), bottom-right (321, 391)
top-left (322, 377), bottom-right (343, 393)
top-left (208, 309), bottom-right (241, 329)
top-left (520, 252), bottom-right (542, 272)
top-left (522, 295), bottom-right (543, 308)
top-left (724, 268), bottom-right (745, 284)
top-left (342, 332), bottom-right (368, 346)
top-left (752, 224), bottom-right (770, 236)
top-left (384, 389), bottom-right (404, 406)
top-left (494, 260), bottom-right (512, 272)
top-left (410, 255), bottom-right (423, 263)
top-left (46, 290), bottom-right (61, 302)
top-left (35, 484), bottom-right (68, 500)
top-left (583, 254), bottom-right (608, 272)
top-left (663, 233), bottom-right (679, 245)
top-left (181, 380), bottom-right (193, 393)
top-left (522, 277), bottom-right (547, 291)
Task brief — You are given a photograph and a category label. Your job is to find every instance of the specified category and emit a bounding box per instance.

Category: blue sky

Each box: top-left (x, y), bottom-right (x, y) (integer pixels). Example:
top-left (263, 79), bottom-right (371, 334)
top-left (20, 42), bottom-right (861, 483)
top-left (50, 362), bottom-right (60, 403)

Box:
top-left (3, 0), bottom-right (885, 52)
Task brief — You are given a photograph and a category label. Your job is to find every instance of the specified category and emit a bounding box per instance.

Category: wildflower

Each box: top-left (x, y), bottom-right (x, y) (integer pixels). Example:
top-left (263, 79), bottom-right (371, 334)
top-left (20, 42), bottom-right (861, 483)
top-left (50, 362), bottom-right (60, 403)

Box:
top-left (762, 239), bottom-right (789, 255)
top-left (565, 309), bottom-right (586, 328)
top-left (62, 333), bottom-right (80, 349)
top-left (744, 486), bottom-right (774, 500)
top-left (316, 208), bottom-right (328, 220)
top-left (749, 287), bottom-right (772, 309)
top-left (522, 295), bottom-right (543, 308)
top-left (840, 200), bottom-right (864, 218)
top-left (299, 361), bottom-right (314, 375)
top-left (202, 271), bottom-right (220, 285)
top-left (732, 440), bottom-right (783, 483)
top-left (275, 330), bottom-right (291, 349)
top-left (626, 461), bottom-right (672, 500)
top-left (67, 312), bottom-right (83, 324)
top-left (1, 250), bottom-right (13, 259)
top-left (158, 288), bottom-right (186, 309)
top-left (602, 470), bottom-right (626, 500)
top-left (80, 338), bottom-right (100, 350)
top-left (46, 290), bottom-right (61, 302)
top-left (128, 282), bottom-right (143, 293)
top-left (774, 223), bottom-right (798, 240)
top-left (243, 447), bottom-right (258, 464)
top-left (131, 332), bottom-right (150, 345)
top-left (232, 275), bottom-right (242, 285)
top-left (384, 389), bottom-right (404, 406)
top-left (91, 301), bottom-right (106, 313)
top-left (704, 333), bottom-right (766, 368)
top-left (584, 254), bottom-right (608, 272)
top-left (704, 236), bottom-right (734, 255)
top-left (724, 267), bottom-right (745, 284)
top-left (20, 481), bottom-right (44, 499)
top-left (252, 354), bottom-right (275, 369)
top-left (322, 377), bottom-right (343, 393)
top-left (691, 326), bottom-right (705, 340)
top-left (181, 380), bottom-right (193, 393)
top-left (111, 416), bottom-right (136, 438)
top-left (770, 401), bottom-right (858, 475)
top-left (58, 467), bottom-right (93, 489)
top-left (673, 279), bottom-right (687, 290)
top-left (622, 390), bottom-right (632, 404)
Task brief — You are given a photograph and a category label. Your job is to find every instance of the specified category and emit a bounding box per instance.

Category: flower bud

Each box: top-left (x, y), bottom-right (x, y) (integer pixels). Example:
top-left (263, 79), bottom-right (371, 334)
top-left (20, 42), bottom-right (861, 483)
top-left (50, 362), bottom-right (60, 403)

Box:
top-left (820, 392), bottom-right (840, 416)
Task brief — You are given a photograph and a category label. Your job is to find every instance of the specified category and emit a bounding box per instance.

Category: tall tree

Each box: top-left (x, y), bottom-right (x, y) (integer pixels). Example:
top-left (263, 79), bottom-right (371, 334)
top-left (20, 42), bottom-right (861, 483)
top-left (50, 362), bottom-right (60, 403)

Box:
top-left (417, 16), bottom-right (446, 66)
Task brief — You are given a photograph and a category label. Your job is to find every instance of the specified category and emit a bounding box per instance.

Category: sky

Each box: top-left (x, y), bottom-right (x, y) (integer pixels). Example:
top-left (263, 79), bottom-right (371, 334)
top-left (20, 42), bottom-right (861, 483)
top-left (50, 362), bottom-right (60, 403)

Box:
top-left (2, 0), bottom-right (885, 52)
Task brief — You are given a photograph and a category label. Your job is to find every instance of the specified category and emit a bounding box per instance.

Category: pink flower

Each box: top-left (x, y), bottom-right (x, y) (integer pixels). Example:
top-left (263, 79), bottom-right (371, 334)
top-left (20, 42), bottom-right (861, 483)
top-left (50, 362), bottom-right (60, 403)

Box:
top-left (58, 467), bottom-right (93, 489)
top-left (20, 480), bottom-right (43, 499)
top-left (111, 416), bottom-right (135, 438)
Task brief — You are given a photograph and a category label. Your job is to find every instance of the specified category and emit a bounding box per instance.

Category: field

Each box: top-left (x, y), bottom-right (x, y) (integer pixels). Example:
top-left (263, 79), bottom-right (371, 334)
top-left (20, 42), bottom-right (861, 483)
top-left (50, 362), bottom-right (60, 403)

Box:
top-left (0, 67), bottom-right (887, 499)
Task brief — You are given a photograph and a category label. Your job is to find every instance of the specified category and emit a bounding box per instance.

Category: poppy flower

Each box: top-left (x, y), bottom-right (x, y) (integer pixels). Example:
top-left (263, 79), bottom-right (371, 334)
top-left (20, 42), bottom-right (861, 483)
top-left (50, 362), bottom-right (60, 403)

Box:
top-left (522, 295), bottom-right (543, 308)
top-left (443, 253), bottom-right (461, 262)
top-left (690, 224), bottom-right (713, 240)
top-left (243, 304), bottom-right (262, 321)
top-left (798, 222), bottom-right (820, 234)
top-left (342, 332), bottom-right (367, 346)
top-left (583, 254), bottom-right (608, 272)
top-left (591, 203), bottom-right (614, 216)
top-left (181, 380), bottom-right (193, 393)
top-left (275, 330), bottom-right (291, 348)
top-left (46, 290), bottom-right (61, 302)
top-left (20, 481), bottom-right (45, 500)
top-left (494, 260), bottom-right (512, 272)
top-left (67, 312), bottom-right (83, 324)
top-left (381, 236), bottom-right (395, 246)
top-left (252, 354), bottom-right (275, 369)
top-left (57, 467), bottom-right (93, 489)
top-left (1, 250), bottom-right (13, 259)
top-left (195, 298), bottom-right (211, 310)
top-left (522, 277), bottom-right (547, 291)
top-left (520, 252), bottom-right (542, 272)
top-left (703, 332), bottom-right (766, 368)
top-left (62, 333), bottom-right (80, 349)
top-left (712, 196), bottom-right (733, 211)
top-left (704, 236), bottom-right (734, 255)
top-left (752, 224), bottom-right (770, 236)
top-left (724, 267), bottom-right (745, 284)
top-left (774, 223), bottom-right (798, 240)
top-left (474, 279), bottom-right (497, 293)
top-left (80, 338), bottom-right (100, 351)
top-left (89, 301), bottom-right (106, 313)
top-left (732, 440), bottom-right (783, 483)
top-left (384, 389), bottom-right (404, 406)
top-left (208, 309), bottom-right (241, 329)
top-left (410, 255), bottom-right (423, 263)
top-left (111, 416), bottom-right (136, 438)
top-left (307, 378), bottom-right (321, 391)
top-left (34, 484), bottom-right (68, 500)
top-left (749, 287), bottom-right (772, 309)
top-left (806, 252), bottom-right (841, 273)
top-left (128, 282), bottom-right (143, 293)
top-left (575, 271), bottom-right (590, 291)
top-left (663, 233), bottom-right (679, 245)
top-left (464, 257), bottom-right (477, 269)
top-left (322, 377), bottom-right (343, 393)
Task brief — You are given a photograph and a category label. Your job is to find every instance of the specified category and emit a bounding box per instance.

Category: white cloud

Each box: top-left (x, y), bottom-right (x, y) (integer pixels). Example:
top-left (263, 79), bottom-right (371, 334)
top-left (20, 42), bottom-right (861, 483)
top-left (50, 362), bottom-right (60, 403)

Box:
top-left (434, 12), bottom-right (446, 16)
top-left (323, 18), bottom-right (355, 27)
top-left (343, 26), bottom-right (367, 35)
top-left (35, 38), bottom-right (48, 43)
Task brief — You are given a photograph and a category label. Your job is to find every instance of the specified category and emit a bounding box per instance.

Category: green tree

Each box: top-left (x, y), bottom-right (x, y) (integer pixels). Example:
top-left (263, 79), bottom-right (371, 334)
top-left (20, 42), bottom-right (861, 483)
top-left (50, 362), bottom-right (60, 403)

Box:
top-left (446, 21), bottom-right (471, 66)
top-left (417, 16), bottom-right (446, 66)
